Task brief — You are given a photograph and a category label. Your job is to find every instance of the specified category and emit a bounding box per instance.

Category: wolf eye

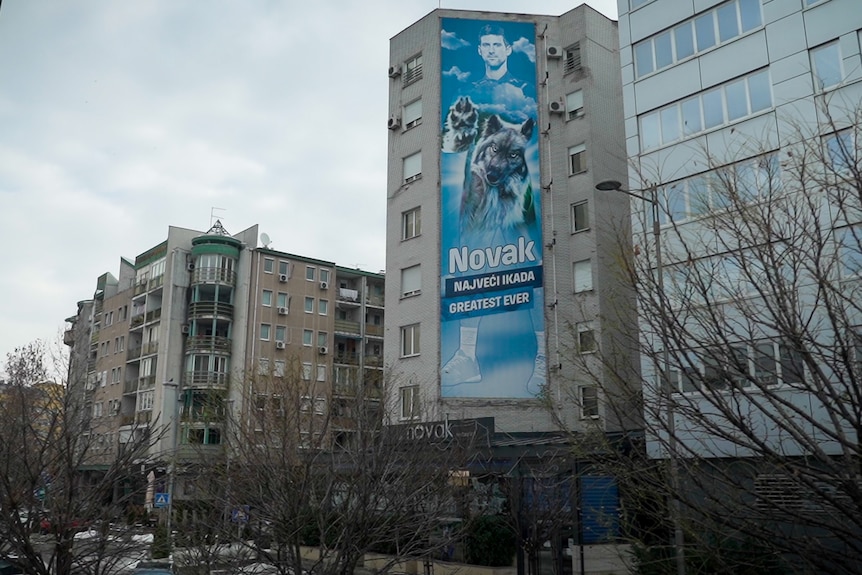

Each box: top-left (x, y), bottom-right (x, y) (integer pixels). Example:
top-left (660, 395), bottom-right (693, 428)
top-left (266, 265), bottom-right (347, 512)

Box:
top-left (491, 143), bottom-right (498, 153)
top-left (509, 152), bottom-right (519, 158)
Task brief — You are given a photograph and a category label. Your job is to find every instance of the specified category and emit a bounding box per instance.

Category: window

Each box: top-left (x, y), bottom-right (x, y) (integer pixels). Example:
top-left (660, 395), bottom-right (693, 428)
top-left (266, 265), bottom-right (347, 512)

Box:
top-left (139, 390), bottom-right (154, 411)
top-left (838, 226), bottom-right (862, 278)
top-left (577, 322), bottom-right (597, 353)
top-left (275, 325), bottom-right (287, 342)
top-left (317, 331), bottom-right (328, 347)
top-left (303, 329), bottom-right (313, 346)
top-left (404, 152), bottom-right (422, 183)
top-left (573, 260), bottom-right (593, 292)
top-left (564, 43), bottom-right (581, 74)
top-left (401, 324), bottom-right (420, 357)
top-left (93, 402), bottom-right (103, 418)
top-left (401, 265), bottom-right (421, 297)
top-left (320, 268), bottom-right (330, 284)
top-left (274, 360), bottom-right (285, 378)
top-left (262, 290), bottom-right (273, 307)
top-left (404, 99), bottom-right (422, 129)
top-left (302, 363), bottom-right (312, 381)
top-left (634, 0), bottom-right (761, 78)
top-left (640, 69), bottom-right (771, 150)
top-left (580, 386), bottom-right (599, 418)
top-left (306, 266), bottom-right (316, 281)
top-left (305, 297), bottom-right (314, 313)
top-left (278, 261), bottom-right (289, 277)
top-left (568, 144), bottom-right (587, 175)
top-left (319, 299), bottom-right (328, 315)
top-left (317, 365), bottom-right (326, 382)
top-left (263, 258), bottom-right (274, 273)
top-left (811, 41), bottom-right (843, 90)
top-left (403, 53), bottom-right (422, 86)
top-left (566, 90), bottom-right (584, 120)
top-left (277, 292), bottom-right (289, 309)
top-left (671, 341), bottom-right (803, 392)
top-left (258, 358), bottom-right (270, 375)
top-left (400, 385), bottom-right (420, 419)
top-left (402, 207), bottom-right (421, 239)
top-left (260, 324), bottom-right (271, 341)
top-left (572, 201), bottom-right (589, 232)
top-left (111, 367), bottom-right (121, 384)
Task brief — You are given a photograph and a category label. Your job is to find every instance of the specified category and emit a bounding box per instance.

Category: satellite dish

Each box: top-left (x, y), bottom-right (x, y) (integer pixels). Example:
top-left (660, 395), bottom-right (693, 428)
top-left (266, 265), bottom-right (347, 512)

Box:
top-left (260, 233), bottom-right (271, 248)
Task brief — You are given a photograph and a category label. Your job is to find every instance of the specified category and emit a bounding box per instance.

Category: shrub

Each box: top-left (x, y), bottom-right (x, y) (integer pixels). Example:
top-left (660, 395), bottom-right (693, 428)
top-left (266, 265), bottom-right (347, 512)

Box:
top-left (464, 516), bottom-right (515, 567)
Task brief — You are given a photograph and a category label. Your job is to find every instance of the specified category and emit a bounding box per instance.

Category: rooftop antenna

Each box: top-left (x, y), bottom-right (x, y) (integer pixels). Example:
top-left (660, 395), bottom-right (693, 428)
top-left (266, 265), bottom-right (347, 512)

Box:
top-left (260, 233), bottom-right (272, 248)
top-left (210, 207), bottom-right (226, 228)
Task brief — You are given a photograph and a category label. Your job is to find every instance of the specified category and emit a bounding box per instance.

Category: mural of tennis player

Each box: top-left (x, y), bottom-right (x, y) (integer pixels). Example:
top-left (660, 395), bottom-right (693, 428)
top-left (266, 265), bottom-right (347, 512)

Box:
top-left (439, 19), bottom-right (545, 398)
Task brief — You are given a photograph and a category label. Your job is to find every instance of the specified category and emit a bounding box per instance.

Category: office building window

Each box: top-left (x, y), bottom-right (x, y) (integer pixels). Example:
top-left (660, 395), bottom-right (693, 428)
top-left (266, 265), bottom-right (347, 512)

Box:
top-left (402, 207), bottom-right (421, 239)
top-left (566, 90), bottom-right (584, 120)
top-left (838, 225), bottom-right (862, 278)
top-left (826, 131), bottom-right (856, 174)
top-left (305, 297), bottom-right (314, 313)
top-left (401, 324), bottom-right (420, 357)
top-left (811, 42), bottom-right (843, 90)
top-left (303, 329), bottom-right (313, 346)
top-left (564, 42), bottom-right (581, 74)
top-left (401, 265), bottom-right (421, 297)
top-left (260, 324), bottom-right (271, 341)
top-left (403, 53), bottom-right (423, 86)
top-left (572, 201), bottom-right (589, 232)
top-left (577, 322), bottom-right (597, 353)
top-left (400, 385), bottom-right (420, 419)
top-left (262, 290), bottom-right (272, 307)
top-left (404, 151), bottom-right (422, 183)
top-left (568, 144), bottom-right (587, 175)
top-left (404, 99), bottom-right (422, 129)
top-left (580, 386), bottom-right (599, 418)
top-left (263, 258), bottom-right (274, 273)
top-left (574, 260), bottom-right (593, 292)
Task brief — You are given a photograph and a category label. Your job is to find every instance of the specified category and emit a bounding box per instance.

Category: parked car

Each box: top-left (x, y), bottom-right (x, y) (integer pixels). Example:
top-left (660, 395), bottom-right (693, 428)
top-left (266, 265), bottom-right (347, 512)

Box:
top-left (132, 560), bottom-right (174, 574)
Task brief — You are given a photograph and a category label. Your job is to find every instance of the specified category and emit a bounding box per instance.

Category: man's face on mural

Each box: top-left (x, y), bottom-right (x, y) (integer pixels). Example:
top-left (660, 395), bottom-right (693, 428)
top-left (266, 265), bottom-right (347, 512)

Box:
top-left (478, 34), bottom-right (511, 70)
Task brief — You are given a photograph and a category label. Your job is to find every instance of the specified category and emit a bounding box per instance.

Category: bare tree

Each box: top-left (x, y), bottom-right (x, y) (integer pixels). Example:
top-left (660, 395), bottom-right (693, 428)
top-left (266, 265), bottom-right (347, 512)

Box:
top-left (0, 340), bottom-right (160, 575)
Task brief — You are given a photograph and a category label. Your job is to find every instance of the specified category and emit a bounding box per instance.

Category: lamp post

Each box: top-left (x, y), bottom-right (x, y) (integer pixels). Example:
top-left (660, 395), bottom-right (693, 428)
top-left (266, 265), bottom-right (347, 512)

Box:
top-left (162, 379), bottom-right (181, 555)
top-left (596, 180), bottom-right (685, 575)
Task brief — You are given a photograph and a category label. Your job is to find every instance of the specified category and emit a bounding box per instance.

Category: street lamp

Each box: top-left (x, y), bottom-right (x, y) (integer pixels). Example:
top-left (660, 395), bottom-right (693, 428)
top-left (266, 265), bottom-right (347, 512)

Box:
top-left (596, 179), bottom-right (686, 575)
top-left (162, 379), bottom-right (182, 555)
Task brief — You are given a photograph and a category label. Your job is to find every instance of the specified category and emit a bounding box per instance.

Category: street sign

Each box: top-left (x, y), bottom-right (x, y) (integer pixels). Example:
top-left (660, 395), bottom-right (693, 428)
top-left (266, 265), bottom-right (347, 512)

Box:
top-left (154, 492), bottom-right (170, 508)
top-left (34, 488), bottom-right (46, 501)
top-left (231, 505), bottom-right (250, 523)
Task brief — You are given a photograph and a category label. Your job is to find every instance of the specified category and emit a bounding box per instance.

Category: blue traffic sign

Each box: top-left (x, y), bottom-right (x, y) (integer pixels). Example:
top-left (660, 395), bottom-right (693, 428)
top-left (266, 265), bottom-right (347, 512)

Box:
top-left (154, 492), bottom-right (170, 508)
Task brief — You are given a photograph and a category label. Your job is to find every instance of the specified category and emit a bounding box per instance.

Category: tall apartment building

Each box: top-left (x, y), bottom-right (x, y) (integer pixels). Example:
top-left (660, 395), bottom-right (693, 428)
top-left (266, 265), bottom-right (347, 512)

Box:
top-left (65, 222), bottom-right (384, 500)
top-left (384, 6), bottom-right (637, 435)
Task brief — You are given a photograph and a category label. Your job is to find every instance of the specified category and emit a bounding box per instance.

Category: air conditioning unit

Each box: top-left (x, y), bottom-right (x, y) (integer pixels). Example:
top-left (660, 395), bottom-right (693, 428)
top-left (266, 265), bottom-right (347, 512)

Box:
top-left (278, 273), bottom-right (288, 282)
top-left (319, 281), bottom-right (329, 290)
top-left (186, 262), bottom-right (195, 271)
top-left (277, 306), bottom-right (288, 315)
top-left (387, 116), bottom-right (402, 130)
top-left (276, 341), bottom-right (286, 350)
top-left (318, 346), bottom-right (328, 355)
top-left (181, 324), bottom-right (190, 335)
top-left (388, 64), bottom-right (401, 78)
top-left (546, 46), bottom-right (563, 58)
top-left (549, 100), bottom-right (565, 114)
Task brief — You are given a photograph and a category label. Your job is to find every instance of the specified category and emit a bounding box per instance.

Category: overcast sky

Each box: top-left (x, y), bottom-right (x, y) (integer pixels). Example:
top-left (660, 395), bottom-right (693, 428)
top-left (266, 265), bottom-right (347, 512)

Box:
top-left (0, 0), bottom-right (618, 372)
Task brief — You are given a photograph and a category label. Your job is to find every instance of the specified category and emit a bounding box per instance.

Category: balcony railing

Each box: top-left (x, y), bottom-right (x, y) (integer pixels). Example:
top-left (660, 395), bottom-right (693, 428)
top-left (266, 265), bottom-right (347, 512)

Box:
top-left (148, 274), bottom-right (164, 291)
top-left (334, 352), bottom-right (360, 365)
top-left (188, 301), bottom-right (235, 319)
top-left (138, 375), bottom-right (156, 390)
top-left (192, 267), bottom-right (236, 286)
top-left (364, 354), bottom-right (383, 367)
top-left (365, 295), bottom-right (385, 307)
top-left (334, 320), bottom-right (361, 335)
top-left (142, 341), bottom-right (159, 356)
top-left (337, 288), bottom-right (360, 302)
top-left (186, 335), bottom-right (231, 353)
top-left (130, 314), bottom-right (145, 328)
top-left (145, 308), bottom-right (162, 323)
top-left (123, 379), bottom-right (138, 394)
top-left (180, 406), bottom-right (227, 422)
top-left (127, 346), bottom-right (142, 361)
top-left (183, 371), bottom-right (230, 389)
top-left (365, 324), bottom-right (384, 338)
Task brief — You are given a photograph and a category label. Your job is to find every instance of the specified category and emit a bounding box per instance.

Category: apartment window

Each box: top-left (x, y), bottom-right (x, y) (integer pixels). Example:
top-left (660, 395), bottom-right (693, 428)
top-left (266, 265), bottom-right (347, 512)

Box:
top-left (572, 201), bottom-right (589, 232)
top-left (112, 367), bottom-right (121, 384)
top-left (306, 266), bottom-right (316, 281)
top-left (565, 90), bottom-right (584, 120)
top-left (838, 226), bottom-right (862, 278)
top-left (93, 402), bottom-right (103, 418)
top-left (320, 268), bottom-right (330, 284)
top-left (277, 261), bottom-right (290, 278)
top-left (573, 260), bottom-right (593, 293)
top-left (105, 311), bottom-right (113, 327)
top-left (270, 360), bottom-right (284, 378)
top-left (303, 329), bottom-right (313, 346)
top-left (258, 358), bottom-right (270, 375)
top-left (400, 324), bottom-right (420, 357)
top-left (634, 0), bottom-right (762, 78)
top-left (568, 144), bottom-right (587, 175)
top-left (317, 331), bottom-right (328, 347)
top-left (404, 99), bottom-right (422, 129)
top-left (402, 207), bottom-right (421, 240)
top-left (277, 292), bottom-right (289, 309)
top-left (139, 390), bottom-right (154, 411)
top-left (260, 324), bottom-right (271, 341)
top-left (302, 363), bottom-right (312, 381)
top-left (580, 386), bottom-right (599, 418)
top-left (275, 325), bottom-right (287, 343)
top-left (305, 297), bottom-right (314, 313)
top-left (403, 53), bottom-right (423, 86)
top-left (263, 258), bottom-right (274, 273)
top-left (401, 265), bottom-right (421, 297)
top-left (577, 322), bottom-right (597, 354)
top-left (317, 365), bottom-right (326, 382)
top-left (811, 41), bottom-right (843, 90)
top-left (262, 290), bottom-right (273, 307)
top-left (564, 42), bottom-right (581, 74)
top-left (404, 152), bottom-right (422, 183)
top-left (640, 69), bottom-right (771, 150)
top-left (319, 299), bottom-right (328, 315)
top-left (400, 385), bottom-right (421, 419)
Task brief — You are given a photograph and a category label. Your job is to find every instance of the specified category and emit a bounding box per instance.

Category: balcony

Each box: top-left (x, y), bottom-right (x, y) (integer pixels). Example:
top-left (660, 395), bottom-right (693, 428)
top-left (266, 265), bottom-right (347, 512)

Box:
top-left (365, 295), bottom-right (385, 308)
top-left (120, 411), bottom-right (151, 426)
top-left (192, 267), bottom-right (235, 286)
top-left (334, 320), bottom-right (361, 336)
top-left (183, 371), bottom-right (230, 389)
top-left (123, 379), bottom-right (138, 394)
top-left (127, 346), bottom-right (142, 361)
top-left (188, 301), bottom-right (235, 320)
top-left (130, 313), bottom-right (145, 328)
top-left (138, 375), bottom-right (156, 390)
top-left (334, 351), bottom-right (360, 366)
top-left (365, 324), bottom-right (384, 338)
top-left (364, 355), bottom-right (383, 367)
top-left (142, 341), bottom-right (159, 356)
top-left (186, 335), bottom-right (231, 353)
top-left (148, 274), bottom-right (164, 291)
top-left (134, 281), bottom-right (148, 296)
top-left (145, 308), bottom-right (162, 324)
top-left (180, 406), bottom-right (227, 422)
top-left (336, 288), bottom-right (360, 303)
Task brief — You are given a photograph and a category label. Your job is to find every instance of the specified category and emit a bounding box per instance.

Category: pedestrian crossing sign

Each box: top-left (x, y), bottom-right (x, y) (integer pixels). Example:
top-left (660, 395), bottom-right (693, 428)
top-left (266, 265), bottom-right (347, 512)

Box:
top-left (154, 492), bottom-right (170, 508)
